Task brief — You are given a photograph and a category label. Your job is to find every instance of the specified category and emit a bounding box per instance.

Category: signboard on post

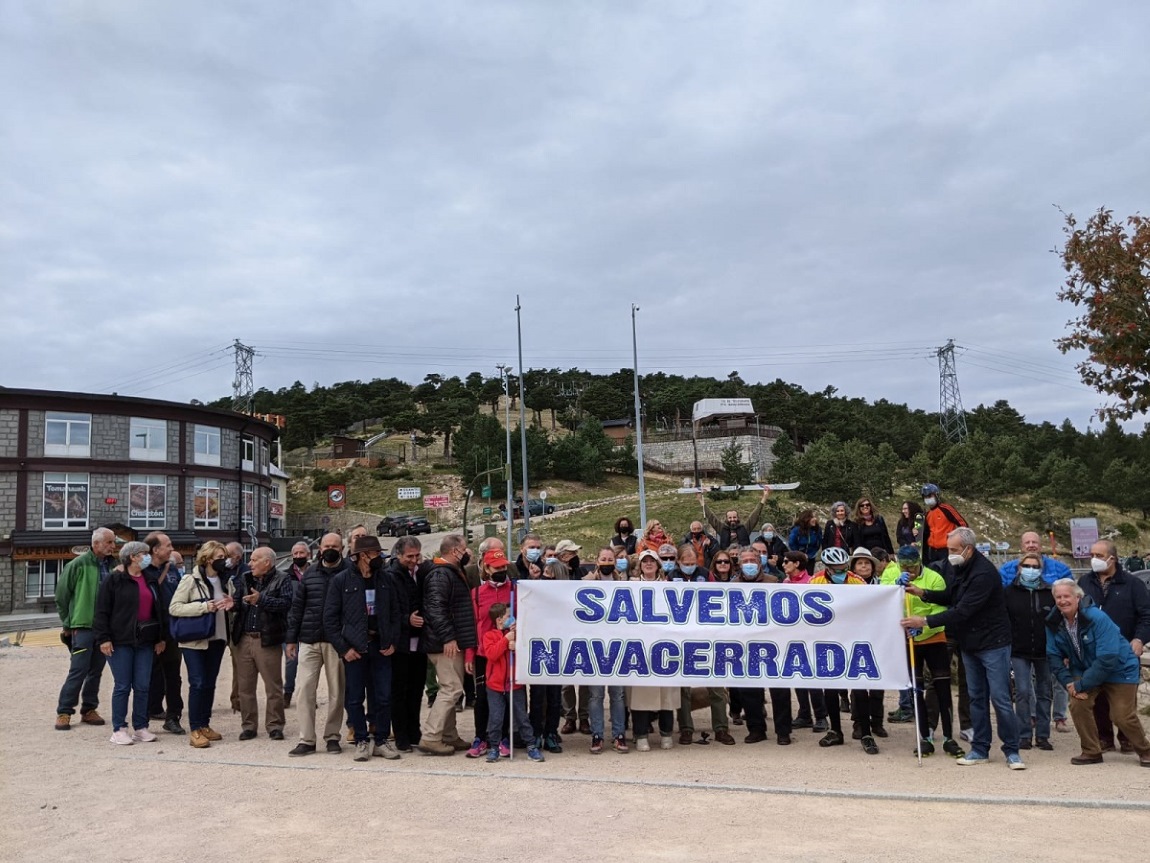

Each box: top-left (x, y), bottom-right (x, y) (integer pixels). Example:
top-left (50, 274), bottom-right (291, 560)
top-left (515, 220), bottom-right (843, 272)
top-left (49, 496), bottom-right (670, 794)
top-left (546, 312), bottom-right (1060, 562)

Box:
top-left (327, 485), bottom-right (346, 509)
top-left (398, 487), bottom-right (421, 500)
top-left (1069, 518), bottom-right (1099, 559)
top-left (423, 494), bottom-right (451, 509)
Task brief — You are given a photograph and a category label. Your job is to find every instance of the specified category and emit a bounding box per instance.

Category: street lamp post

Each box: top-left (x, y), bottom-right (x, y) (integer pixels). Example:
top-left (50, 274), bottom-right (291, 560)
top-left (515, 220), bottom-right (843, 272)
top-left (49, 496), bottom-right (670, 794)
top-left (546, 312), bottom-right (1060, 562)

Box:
top-left (516, 296), bottom-right (530, 535)
top-left (632, 303), bottom-right (647, 528)
top-left (498, 363), bottom-right (514, 550)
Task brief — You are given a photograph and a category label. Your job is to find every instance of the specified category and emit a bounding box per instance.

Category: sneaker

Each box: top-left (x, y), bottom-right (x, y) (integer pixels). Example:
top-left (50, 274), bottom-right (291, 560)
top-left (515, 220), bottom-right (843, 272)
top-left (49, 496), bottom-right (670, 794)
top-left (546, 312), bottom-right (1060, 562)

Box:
top-left (201, 726), bottom-right (222, 742)
top-left (527, 746), bottom-right (545, 762)
top-left (132, 728), bottom-right (158, 743)
top-left (544, 733), bottom-right (563, 753)
top-left (162, 718), bottom-right (186, 735)
top-left (887, 708), bottom-right (915, 724)
top-left (466, 738), bottom-right (488, 758)
top-left (1054, 718), bottom-right (1070, 733)
top-left (956, 752), bottom-right (990, 766)
top-left (942, 738), bottom-right (965, 758)
top-left (861, 735), bottom-right (879, 755)
top-left (613, 735), bottom-right (629, 753)
top-left (485, 747), bottom-right (500, 763)
top-left (109, 729), bottom-right (135, 745)
top-left (289, 743), bottom-right (316, 756)
top-left (812, 719), bottom-right (828, 733)
top-left (373, 741), bottom-right (401, 760)
top-left (55, 713), bottom-right (72, 731)
top-left (189, 729), bottom-right (211, 749)
top-left (416, 740), bottom-right (455, 756)
top-left (1018, 738), bottom-right (1032, 750)
top-left (791, 714), bottom-right (812, 729)
top-left (660, 735), bottom-right (673, 750)
top-left (1036, 738), bottom-right (1053, 751)
top-left (590, 735), bottom-right (604, 754)
top-left (635, 736), bottom-right (651, 752)
top-left (818, 730), bottom-right (844, 748)
top-left (917, 738), bottom-right (935, 757)
top-left (499, 739), bottom-right (510, 758)
top-left (81, 709), bottom-right (106, 726)
top-left (959, 728), bottom-right (974, 743)
top-left (1006, 753), bottom-right (1027, 770)
top-left (326, 739), bottom-right (342, 754)
top-left (353, 741), bottom-right (371, 762)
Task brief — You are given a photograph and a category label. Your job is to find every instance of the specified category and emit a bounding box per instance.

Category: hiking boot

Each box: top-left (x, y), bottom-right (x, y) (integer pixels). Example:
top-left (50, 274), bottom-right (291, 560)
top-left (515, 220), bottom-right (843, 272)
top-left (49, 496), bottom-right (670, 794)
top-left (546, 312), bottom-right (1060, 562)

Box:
top-left (417, 740), bottom-right (455, 756)
top-left (527, 746), bottom-right (545, 762)
top-left (861, 735), bottom-right (879, 755)
top-left (744, 730), bottom-right (767, 744)
top-left (561, 719), bottom-right (577, 735)
top-left (289, 743), bottom-right (316, 756)
top-left (942, 738), bottom-right (965, 758)
top-left (590, 735), bottom-right (604, 754)
top-left (353, 741), bottom-right (371, 762)
top-left (55, 713), bottom-right (72, 731)
top-left (818, 730), bottom-right (844, 748)
top-left (162, 718), bottom-right (186, 735)
top-left (579, 719), bottom-right (592, 735)
top-left (544, 733), bottom-right (563, 753)
top-left (202, 726), bottom-right (222, 742)
top-left (346, 725), bottom-right (356, 744)
top-left (918, 739), bottom-right (935, 757)
top-left (189, 729), bottom-right (211, 749)
top-left (613, 735), bottom-right (629, 753)
top-left (679, 730), bottom-right (693, 746)
top-left (714, 729), bottom-right (736, 746)
top-left (132, 728), bottom-right (158, 743)
top-left (81, 709), bottom-right (106, 726)
top-left (326, 739), bottom-right (342, 754)
top-left (1036, 738), bottom-right (1053, 751)
top-left (887, 708), bottom-right (915, 724)
top-left (466, 738), bottom-right (488, 758)
top-left (659, 735), bottom-right (673, 750)
top-left (373, 741), bottom-right (401, 760)
top-left (109, 729), bottom-right (134, 745)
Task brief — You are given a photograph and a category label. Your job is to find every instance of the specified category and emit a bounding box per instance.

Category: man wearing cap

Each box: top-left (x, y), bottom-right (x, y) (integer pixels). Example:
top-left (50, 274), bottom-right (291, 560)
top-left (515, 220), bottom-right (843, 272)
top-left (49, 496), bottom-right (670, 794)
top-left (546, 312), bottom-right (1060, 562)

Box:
top-left (464, 548), bottom-right (516, 757)
top-left (555, 539), bottom-right (592, 735)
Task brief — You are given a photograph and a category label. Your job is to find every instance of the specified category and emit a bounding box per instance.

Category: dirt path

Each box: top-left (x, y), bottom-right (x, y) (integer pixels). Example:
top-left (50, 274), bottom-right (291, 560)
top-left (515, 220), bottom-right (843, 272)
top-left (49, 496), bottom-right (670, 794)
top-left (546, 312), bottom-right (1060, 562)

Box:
top-left (3, 644), bottom-right (1147, 863)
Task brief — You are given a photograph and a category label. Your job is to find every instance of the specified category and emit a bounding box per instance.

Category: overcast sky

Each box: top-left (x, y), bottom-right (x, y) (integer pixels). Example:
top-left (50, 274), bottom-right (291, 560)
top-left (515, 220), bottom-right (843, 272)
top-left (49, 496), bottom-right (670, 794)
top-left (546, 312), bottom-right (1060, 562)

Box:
top-left (3, 1), bottom-right (1147, 432)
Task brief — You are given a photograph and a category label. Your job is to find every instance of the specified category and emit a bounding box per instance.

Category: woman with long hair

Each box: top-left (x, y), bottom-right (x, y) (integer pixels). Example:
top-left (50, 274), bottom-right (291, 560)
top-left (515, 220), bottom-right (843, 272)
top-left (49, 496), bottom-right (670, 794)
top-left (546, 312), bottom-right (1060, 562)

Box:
top-left (895, 501), bottom-right (924, 548)
top-left (788, 510), bottom-right (821, 563)
top-left (854, 498), bottom-right (893, 554)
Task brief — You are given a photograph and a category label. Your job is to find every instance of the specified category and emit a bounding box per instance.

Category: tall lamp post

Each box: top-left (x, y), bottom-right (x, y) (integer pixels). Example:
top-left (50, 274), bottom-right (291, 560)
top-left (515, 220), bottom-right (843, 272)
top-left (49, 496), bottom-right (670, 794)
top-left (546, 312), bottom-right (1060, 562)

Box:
top-left (516, 295), bottom-right (530, 534)
top-left (497, 363), bottom-right (514, 550)
top-left (632, 303), bottom-right (647, 528)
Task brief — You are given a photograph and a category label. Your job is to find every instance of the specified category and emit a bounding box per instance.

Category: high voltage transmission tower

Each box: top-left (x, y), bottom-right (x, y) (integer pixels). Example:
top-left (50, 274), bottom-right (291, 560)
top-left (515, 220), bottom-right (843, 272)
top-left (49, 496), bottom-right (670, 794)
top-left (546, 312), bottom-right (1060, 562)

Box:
top-left (232, 339), bottom-right (255, 414)
top-left (936, 339), bottom-right (968, 443)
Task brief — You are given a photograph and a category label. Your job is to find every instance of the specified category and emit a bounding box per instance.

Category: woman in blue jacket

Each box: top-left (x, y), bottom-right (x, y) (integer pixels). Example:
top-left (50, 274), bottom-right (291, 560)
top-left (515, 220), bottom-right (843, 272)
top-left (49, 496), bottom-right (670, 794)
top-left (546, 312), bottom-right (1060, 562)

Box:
top-left (788, 510), bottom-right (821, 563)
top-left (1045, 578), bottom-right (1150, 766)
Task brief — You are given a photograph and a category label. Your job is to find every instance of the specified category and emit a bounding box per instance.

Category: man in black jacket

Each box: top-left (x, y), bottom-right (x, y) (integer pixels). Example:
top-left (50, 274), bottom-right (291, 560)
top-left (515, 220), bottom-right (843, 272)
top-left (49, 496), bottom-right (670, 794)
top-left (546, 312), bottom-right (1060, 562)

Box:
top-left (418, 534), bottom-right (477, 756)
top-left (387, 535), bottom-right (433, 752)
top-left (324, 534), bottom-right (401, 762)
top-left (144, 532), bottom-right (185, 735)
top-left (1081, 540), bottom-right (1150, 752)
top-left (231, 546), bottom-right (293, 742)
top-left (286, 532), bottom-right (348, 756)
top-left (902, 527), bottom-right (1024, 769)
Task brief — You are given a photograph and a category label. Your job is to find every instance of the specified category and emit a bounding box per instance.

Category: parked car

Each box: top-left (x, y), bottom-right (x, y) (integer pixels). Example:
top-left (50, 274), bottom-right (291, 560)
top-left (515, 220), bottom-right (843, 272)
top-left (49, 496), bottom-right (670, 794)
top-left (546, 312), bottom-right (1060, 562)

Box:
top-left (497, 498), bottom-right (555, 519)
top-left (376, 514), bottom-right (432, 537)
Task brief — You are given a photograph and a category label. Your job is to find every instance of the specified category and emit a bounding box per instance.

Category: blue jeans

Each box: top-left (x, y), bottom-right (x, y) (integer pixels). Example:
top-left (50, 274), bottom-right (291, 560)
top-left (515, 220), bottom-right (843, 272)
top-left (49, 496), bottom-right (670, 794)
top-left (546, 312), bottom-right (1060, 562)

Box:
top-left (1011, 655), bottom-right (1052, 740)
top-left (107, 644), bottom-right (154, 731)
top-left (56, 628), bottom-right (107, 716)
top-left (962, 645), bottom-right (1020, 757)
top-left (487, 688), bottom-right (534, 749)
top-left (344, 639), bottom-right (393, 745)
top-left (1051, 678), bottom-right (1068, 722)
top-left (897, 688), bottom-right (914, 712)
top-left (283, 644), bottom-right (298, 696)
top-left (182, 640), bottom-right (226, 730)
top-left (588, 685), bottom-right (626, 739)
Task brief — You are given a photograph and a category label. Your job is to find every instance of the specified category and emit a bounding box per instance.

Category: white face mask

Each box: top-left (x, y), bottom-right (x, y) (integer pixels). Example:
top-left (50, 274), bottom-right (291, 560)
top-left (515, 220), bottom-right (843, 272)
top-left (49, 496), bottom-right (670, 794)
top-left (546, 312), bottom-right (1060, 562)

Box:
top-left (947, 552), bottom-right (966, 568)
top-left (1090, 557), bottom-right (1110, 574)
top-left (924, 496), bottom-right (937, 507)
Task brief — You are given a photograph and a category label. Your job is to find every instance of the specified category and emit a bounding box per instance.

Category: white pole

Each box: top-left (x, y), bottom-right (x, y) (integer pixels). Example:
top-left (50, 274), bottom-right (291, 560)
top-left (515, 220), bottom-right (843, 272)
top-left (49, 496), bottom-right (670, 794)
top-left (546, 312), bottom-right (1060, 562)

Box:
top-left (516, 296), bottom-right (530, 535)
top-left (632, 303), bottom-right (647, 528)
top-left (499, 364), bottom-right (514, 551)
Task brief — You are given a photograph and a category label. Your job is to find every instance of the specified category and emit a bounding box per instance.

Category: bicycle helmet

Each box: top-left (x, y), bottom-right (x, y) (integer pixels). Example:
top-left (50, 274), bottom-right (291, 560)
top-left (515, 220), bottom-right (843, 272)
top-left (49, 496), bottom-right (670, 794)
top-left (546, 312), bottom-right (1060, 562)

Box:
top-left (920, 483), bottom-right (940, 497)
top-left (821, 546), bottom-right (849, 566)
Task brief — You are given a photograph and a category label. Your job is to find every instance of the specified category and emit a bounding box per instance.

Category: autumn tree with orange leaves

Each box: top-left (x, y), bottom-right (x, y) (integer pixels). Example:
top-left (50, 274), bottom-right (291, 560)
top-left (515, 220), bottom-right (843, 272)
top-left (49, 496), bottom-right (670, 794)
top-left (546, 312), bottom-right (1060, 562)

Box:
top-left (1056, 208), bottom-right (1150, 419)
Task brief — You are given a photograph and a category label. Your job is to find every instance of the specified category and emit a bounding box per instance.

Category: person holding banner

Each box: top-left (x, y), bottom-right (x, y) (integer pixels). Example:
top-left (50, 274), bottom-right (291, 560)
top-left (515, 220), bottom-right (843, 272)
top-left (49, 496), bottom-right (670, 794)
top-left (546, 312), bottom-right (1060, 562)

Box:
top-left (464, 549), bottom-right (515, 759)
top-left (631, 549), bottom-right (663, 582)
top-left (481, 603), bottom-right (545, 763)
top-left (626, 550), bottom-right (678, 751)
top-left (584, 549), bottom-right (630, 753)
top-left (709, 551), bottom-right (735, 582)
top-left (527, 560), bottom-right (568, 752)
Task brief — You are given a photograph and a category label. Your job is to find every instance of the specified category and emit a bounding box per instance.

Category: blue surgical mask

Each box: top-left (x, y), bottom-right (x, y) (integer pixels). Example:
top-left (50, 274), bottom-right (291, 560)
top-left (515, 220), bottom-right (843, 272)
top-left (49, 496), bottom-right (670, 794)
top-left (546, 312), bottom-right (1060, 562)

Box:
top-left (661, 560), bottom-right (676, 573)
top-left (615, 558), bottom-right (629, 572)
top-left (525, 548), bottom-right (542, 562)
top-left (741, 563), bottom-right (760, 578)
top-left (139, 554), bottom-right (152, 569)
top-left (544, 556), bottom-right (558, 567)
top-left (1019, 567), bottom-right (1043, 589)
top-left (680, 564), bottom-right (697, 576)
top-left (176, 566), bottom-right (185, 577)
top-left (763, 532), bottom-right (775, 541)
top-left (829, 571), bottom-right (847, 584)
top-left (760, 554), bottom-right (770, 567)
top-left (500, 614), bottom-right (516, 630)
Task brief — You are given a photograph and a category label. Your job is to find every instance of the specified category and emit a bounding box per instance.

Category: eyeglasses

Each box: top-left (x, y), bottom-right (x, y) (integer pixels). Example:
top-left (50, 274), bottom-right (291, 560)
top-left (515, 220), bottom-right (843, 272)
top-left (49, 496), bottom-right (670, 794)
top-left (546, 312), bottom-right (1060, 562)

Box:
top-left (714, 559), bottom-right (731, 565)
top-left (659, 556), bottom-right (676, 562)
top-left (859, 503), bottom-right (871, 508)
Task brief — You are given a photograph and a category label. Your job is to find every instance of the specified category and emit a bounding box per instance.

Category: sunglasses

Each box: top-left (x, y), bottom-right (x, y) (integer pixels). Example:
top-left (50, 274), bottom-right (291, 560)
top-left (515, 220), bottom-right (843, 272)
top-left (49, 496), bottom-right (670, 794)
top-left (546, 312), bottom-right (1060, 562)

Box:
top-left (659, 556), bottom-right (676, 562)
top-left (714, 559), bottom-right (731, 565)
top-left (859, 503), bottom-right (871, 508)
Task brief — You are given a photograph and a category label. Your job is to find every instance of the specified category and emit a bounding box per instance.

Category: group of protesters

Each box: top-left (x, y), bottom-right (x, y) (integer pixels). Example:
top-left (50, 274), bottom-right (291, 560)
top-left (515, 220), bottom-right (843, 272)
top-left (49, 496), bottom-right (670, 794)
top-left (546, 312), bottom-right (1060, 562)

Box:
top-left (51, 482), bottom-right (1150, 772)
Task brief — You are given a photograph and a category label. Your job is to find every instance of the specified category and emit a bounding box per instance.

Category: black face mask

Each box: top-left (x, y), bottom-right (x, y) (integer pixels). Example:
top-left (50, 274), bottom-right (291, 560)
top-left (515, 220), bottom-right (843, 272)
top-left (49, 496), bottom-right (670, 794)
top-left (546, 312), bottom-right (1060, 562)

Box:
top-left (618, 525), bottom-right (632, 535)
top-left (368, 556), bottom-right (383, 574)
top-left (598, 564), bottom-right (616, 577)
top-left (490, 569), bottom-right (508, 584)
top-left (459, 551), bottom-right (471, 569)
top-left (292, 557), bottom-right (309, 568)
top-left (211, 558), bottom-right (229, 575)
top-left (320, 549), bottom-right (341, 566)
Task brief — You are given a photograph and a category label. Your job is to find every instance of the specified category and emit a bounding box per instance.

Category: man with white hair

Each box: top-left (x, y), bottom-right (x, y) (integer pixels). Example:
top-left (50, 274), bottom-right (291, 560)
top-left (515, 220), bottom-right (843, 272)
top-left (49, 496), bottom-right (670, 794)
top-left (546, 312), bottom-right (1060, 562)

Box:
top-left (232, 546), bottom-right (293, 741)
top-left (54, 527), bottom-right (118, 730)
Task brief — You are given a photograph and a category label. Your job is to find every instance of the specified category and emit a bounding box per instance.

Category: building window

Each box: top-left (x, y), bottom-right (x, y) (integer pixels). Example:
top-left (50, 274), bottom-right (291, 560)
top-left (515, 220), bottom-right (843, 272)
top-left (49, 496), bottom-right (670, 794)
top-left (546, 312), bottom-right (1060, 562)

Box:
top-left (130, 417), bottom-right (167, 461)
top-left (193, 478), bottom-right (220, 528)
top-left (128, 475), bottom-right (166, 529)
top-left (26, 560), bottom-right (62, 599)
top-left (270, 483), bottom-right (281, 502)
top-left (43, 473), bottom-right (89, 529)
top-left (242, 436), bottom-right (255, 472)
top-left (44, 412), bottom-right (91, 458)
top-left (242, 482), bottom-right (255, 527)
top-left (194, 425), bottom-right (221, 466)
top-left (258, 488), bottom-right (268, 532)
top-left (260, 441), bottom-right (270, 476)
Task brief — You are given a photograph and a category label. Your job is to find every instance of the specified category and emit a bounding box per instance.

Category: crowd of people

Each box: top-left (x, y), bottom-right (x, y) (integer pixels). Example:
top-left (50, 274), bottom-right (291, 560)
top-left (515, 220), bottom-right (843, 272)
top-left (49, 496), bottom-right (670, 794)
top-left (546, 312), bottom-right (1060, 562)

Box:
top-left (51, 483), bottom-right (1150, 772)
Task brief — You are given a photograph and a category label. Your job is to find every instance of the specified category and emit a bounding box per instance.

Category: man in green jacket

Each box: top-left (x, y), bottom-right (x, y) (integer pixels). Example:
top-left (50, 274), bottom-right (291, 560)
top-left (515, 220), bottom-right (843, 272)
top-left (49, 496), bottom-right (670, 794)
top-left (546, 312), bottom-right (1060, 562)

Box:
top-left (54, 527), bottom-right (118, 730)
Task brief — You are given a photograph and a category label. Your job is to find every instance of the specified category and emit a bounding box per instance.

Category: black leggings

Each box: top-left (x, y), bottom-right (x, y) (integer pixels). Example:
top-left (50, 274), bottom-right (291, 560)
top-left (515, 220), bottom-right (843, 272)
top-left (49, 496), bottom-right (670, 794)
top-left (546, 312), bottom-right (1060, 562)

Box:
top-left (633, 709), bottom-right (673, 737)
top-left (911, 640), bottom-right (954, 741)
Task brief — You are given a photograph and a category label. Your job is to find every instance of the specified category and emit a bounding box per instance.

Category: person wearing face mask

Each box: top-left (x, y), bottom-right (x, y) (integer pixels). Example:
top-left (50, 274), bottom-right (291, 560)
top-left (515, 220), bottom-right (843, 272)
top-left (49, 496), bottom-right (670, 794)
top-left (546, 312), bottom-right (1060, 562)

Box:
top-left (281, 541), bottom-right (312, 710)
top-left (525, 559), bottom-right (569, 748)
top-left (224, 541), bottom-right (251, 714)
top-left (750, 539), bottom-right (782, 582)
top-left (143, 532), bottom-right (186, 735)
top-left (169, 541), bottom-right (234, 748)
top-left (1078, 539), bottom-right (1150, 754)
top-left (681, 521), bottom-right (717, 569)
top-left (464, 549), bottom-right (516, 759)
top-left (612, 517), bottom-right (638, 556)
top-left (612, 545), bottom-right (633, 578)
top-left (1004, 553), bottom-right (1056, 753)
top-left (999, 531), bottom-right (1072, 588)
top-left (286, 532), bottom-right (348, 756)
top-left (385, 536), bottom-right (433, 753)
top-left (918, 483), bottom-right (967, 567)
top-left (902, 527), bottom-right (1025, 770)
top-left (416, 535), bottom-right (477, 756)
top-left (670, 544), bottom-right (711, 583)
top-left (696, 487), bottom-right (771, 550)
top-left (581, 548), bottom-right (630, 753)
top-left (558, 541), bottom-right (592, 736)
top-left (657, 544), bottom-right (681, 580)
top-left (754, 524), bottom-right (789, 563)
top-left (584, 547), bottom-right (623, 581)
top-left (515, 534), bottom-right (545, 580)
top-left (626, 552), bottom-right (677, 751)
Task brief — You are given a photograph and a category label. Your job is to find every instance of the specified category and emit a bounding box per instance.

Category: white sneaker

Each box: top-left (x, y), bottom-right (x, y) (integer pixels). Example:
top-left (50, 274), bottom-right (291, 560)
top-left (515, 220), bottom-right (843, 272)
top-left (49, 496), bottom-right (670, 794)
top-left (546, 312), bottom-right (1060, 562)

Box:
top-left (373, 741), bottom-right (401, 760)
top-left (110, 729), bottom-right (135, 746)
top-left (133, 728), bottom-right (158, 743)
top-left (959, 728), bottom-right (974, 743)
top-left (660, 735), bottom-right (673, 750)
top-left (353, 741), bottom-right (371, 762)
top-left (635, 736), bottom-right (650, 752)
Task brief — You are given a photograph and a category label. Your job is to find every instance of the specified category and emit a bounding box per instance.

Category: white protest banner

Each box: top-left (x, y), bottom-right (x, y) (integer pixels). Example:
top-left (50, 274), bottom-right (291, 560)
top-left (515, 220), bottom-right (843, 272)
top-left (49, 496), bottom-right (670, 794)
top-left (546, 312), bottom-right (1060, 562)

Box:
top-left (515, 581), bottom-right (911, 690)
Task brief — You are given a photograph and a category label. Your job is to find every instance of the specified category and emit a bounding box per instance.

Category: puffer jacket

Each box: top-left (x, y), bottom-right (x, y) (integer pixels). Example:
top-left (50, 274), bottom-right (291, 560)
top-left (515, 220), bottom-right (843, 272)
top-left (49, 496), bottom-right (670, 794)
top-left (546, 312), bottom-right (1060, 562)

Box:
top-left (324, 563), bottom-right (401, 656)
top-left (1046, 598), bottom-right (1142, 691)
top-left (420, 559), bottom-right (478, 654)
top-left (286, 557), bottom-right (350, 645)
top-left (1004, 578), bottom-right (1056, 659)
top-left (386, 556), bottom-right (433, 654)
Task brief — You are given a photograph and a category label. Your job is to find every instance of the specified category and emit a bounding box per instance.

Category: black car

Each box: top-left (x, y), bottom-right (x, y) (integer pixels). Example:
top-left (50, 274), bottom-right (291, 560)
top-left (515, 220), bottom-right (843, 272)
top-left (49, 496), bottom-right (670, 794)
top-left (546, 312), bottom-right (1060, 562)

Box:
top-left (376, 514), bottom-right (432, 537)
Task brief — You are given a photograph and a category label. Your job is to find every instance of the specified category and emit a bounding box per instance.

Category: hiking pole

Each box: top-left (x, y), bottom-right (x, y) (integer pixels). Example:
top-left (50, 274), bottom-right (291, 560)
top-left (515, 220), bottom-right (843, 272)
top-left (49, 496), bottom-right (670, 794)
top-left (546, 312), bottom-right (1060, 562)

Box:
top-left (905, 589), bottom-right (923, 767)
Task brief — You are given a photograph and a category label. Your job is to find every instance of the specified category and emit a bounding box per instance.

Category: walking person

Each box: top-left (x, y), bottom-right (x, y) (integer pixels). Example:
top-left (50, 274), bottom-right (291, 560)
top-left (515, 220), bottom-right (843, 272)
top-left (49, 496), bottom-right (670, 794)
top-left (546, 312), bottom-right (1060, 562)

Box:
top-left (94, 540), bottom-right (166, 745)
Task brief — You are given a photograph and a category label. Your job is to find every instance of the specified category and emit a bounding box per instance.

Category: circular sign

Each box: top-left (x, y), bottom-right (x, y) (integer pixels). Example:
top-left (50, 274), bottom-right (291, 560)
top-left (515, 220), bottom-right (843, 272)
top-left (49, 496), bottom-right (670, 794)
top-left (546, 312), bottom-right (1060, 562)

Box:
top-left (539, 490), bottom-right (548, 500)
top-left (328, 488), bottom-right (345, 505)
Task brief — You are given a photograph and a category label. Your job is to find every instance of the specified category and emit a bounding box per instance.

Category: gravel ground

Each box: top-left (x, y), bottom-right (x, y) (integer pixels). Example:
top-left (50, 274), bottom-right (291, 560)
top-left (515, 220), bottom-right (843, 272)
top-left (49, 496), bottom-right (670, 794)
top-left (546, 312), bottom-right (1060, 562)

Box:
top-left (3, 643), bottom-right (1148, 863)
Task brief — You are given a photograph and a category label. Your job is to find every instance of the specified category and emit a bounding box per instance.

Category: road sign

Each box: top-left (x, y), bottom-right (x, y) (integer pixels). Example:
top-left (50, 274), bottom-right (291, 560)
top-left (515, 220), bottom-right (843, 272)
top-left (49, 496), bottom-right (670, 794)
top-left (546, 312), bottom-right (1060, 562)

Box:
top-left (423, 494), bottom-right (450, 509)
top-left (482, 506), bottom-right (493, 516)
top-left (398, 487), bottom-right (421, 500)
top-left (1069, 518), bottom-right (1099, 559)
top-left (539, 490), bottom-right (548, 500)
top-left (975, 543), bottom-right (992, 555)
top-left (327, 485), bottom-right (346, 508)
top-left (481, 485), bottom-right (492, 499)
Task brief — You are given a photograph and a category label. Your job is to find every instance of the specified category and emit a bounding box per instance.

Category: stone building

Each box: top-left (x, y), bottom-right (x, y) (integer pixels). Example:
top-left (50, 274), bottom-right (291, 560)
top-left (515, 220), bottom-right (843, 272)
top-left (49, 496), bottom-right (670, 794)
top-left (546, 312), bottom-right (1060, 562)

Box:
top-left (0, 388), bottom-right (280, 613)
